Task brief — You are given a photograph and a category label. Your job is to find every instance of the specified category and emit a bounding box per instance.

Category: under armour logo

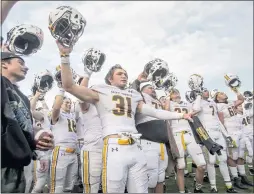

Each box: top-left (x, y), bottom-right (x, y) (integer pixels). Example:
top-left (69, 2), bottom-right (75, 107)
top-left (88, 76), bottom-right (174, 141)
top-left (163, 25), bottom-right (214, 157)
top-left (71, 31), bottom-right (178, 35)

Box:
top-left (112, 147), bottom-right (118, 152)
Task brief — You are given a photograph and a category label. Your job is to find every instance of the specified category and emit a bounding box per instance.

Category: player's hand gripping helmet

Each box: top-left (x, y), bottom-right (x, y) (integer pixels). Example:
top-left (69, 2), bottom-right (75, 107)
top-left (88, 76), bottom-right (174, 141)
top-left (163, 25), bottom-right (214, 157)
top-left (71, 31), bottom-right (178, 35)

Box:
top-left (188, 74), bottom-right (204, 92)
top-left (34, 70), bottom-right (54, 93)
top-left (48, 6), bottom-right (86, 47)
top-left (54, 65), bottom-right (77, 88)
top-left (210, 89), bottom-right (219, 100)
top-left (224, 73), bottom-right (241, 90)
top-left (144, 58), bottom-right (169, 84)
top-left (82, 48), bottom-right (106, 72)
top-left (5, 24), bottom-right (44, 56)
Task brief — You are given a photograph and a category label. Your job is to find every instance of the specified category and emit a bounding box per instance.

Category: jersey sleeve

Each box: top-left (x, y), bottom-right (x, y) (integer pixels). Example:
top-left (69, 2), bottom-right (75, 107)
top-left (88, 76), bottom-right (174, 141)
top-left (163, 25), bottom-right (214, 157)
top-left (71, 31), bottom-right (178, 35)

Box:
top-left (90, 84), bottom-right (108, 95)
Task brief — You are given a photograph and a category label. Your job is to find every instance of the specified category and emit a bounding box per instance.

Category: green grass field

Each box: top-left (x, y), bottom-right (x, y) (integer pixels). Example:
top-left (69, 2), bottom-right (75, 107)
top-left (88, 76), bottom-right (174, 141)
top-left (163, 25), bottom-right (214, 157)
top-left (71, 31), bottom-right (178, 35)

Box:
top-left (165, 160), bottom-right (254, 193)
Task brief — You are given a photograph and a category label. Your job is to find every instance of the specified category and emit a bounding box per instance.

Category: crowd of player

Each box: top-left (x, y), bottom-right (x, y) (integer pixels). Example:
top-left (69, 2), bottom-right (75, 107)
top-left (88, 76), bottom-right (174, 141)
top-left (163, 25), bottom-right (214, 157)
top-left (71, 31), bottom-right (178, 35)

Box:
top-left (1, 4), bottom-right (253, 194)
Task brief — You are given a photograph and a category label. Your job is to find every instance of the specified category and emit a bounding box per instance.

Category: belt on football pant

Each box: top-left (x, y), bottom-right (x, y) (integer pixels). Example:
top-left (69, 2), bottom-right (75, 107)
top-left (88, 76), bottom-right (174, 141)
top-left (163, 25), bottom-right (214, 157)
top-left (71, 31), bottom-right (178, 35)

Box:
top-left (104, 133), bottom-right (140, 145)
top-left (57, 146), bottom-right (76, 153)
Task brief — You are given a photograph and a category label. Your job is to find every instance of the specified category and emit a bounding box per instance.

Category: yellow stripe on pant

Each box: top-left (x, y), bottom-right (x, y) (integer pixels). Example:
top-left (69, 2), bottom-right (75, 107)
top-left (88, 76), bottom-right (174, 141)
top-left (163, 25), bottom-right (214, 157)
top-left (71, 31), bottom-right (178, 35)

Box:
top-left (160, 143), bottom-right (165, 160)
top-left (50, 146), bottom-right (60, 193)
top-left (181, 132), bottom-right (187, 151)
top-left (83, 151), bottom-right (90, 193)
top-left (102, 138), bottom-right (109, 193)
top-left (34, 160), bottom-right (37, 185)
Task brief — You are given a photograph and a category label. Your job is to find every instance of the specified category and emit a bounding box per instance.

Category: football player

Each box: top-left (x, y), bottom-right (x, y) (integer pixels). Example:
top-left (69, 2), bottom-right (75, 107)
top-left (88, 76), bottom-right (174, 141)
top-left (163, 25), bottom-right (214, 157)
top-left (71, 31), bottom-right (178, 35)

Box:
top-left (214, 89), bottom-right (252, 188)
top-left (57, 41), bottom-right (192, 193)
top-left (241, 91), bottom-right (254, 175)
top-left (49, 84), bottom-right (78, 193)
top-left (192, 89), bottom-right (237, 193)
top-left (135, 81), bottom-right (169, 193)
top-left (29, 90), bottom-right (52, 193)
top-left (75, 68), bottom-right (104, 193)
top-left (164, 89), bottom-right (206, 193)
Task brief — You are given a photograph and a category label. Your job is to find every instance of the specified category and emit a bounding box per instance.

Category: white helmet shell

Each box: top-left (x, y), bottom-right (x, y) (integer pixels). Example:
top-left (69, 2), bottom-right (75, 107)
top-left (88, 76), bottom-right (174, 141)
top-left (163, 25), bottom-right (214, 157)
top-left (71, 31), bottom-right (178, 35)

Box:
top-left (6, 24), bottom-right (44, 56)
top-left (48, 6), bottom-right (86, 47)
top-left (34, 70), bottom-right (54, 93)
top-left (82, 48), bottom-right (106, 72)
top-left (224, 73), bottom-right (241, 89)
top-left (145, 58), bottom-right (169, 84)
top-left (188, 74), bottom-right (204, 91)
top-left (210, 89), bottom-right (219, 99)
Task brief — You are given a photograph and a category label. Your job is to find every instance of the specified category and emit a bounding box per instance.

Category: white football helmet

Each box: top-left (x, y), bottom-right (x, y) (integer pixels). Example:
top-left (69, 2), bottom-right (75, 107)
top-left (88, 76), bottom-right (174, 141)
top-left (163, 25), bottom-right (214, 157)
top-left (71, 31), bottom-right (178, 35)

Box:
top-left (185, 91), bottom-right (196, 103)
top-left (156, 72), bottom-right (178, 91)
top-left (54, 65), bottom-right (77, 88)
top-left (48, 6), bottom-right (86, 47)
top-left (145, 58), bottom-right (169, 84)
top-left (224, 73), bottom-right (241, 89)
top-left (82, 48), bottom-right (106, 72)
top-left (5, 24), bottom-right (44, 56)
top-left (210, 89), bottom-right (219, 99)
top-left (243, 91), bottom-right (253, 102)
top-left (34, 70), bottom-right (54, 93)
top-left (188, 74), bottom-right (204, 91)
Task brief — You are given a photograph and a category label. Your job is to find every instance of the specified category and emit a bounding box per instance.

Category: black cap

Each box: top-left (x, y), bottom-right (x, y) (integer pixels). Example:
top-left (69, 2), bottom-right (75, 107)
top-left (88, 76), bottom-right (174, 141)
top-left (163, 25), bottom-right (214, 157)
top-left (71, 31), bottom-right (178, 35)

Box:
top-left (1, 52), bottom-right (24, 62)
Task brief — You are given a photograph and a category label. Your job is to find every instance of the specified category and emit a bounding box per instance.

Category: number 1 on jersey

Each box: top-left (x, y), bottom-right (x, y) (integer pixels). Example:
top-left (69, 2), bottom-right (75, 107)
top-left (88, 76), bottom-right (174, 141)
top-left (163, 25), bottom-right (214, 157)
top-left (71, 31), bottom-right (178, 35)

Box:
top-left (112, 95), bottom-right (132, 118)
top-left (67, 119), bottom-right (76, 133)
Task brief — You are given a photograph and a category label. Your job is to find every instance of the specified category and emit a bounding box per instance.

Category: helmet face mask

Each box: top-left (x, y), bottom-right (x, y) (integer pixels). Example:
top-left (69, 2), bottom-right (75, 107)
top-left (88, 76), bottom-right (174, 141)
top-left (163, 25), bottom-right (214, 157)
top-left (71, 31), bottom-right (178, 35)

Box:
top-left (82, 48), bottom-right (106, 72)
top-left (49, 6), bottom-right (86, 47)
top-left (6, 24), bottom-right (44, 56)
top-left (34, 70), bottom-right (54, 93)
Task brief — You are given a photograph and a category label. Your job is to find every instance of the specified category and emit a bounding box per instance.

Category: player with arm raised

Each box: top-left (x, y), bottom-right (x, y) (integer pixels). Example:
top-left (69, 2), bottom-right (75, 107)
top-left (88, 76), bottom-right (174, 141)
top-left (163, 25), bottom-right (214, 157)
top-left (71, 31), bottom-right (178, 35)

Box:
top-left (56, 40), bottom-right (192, 193)
top-left (164, 89), bottom-right (206, 193)
top-left (49, 69), bottom-right (79, 193)
top-left (192, 88), bottom-right (237, 193)
top-left (74, 48), bottom-right (105, 193)
top-left (214, 74), bottom-right (253, 188)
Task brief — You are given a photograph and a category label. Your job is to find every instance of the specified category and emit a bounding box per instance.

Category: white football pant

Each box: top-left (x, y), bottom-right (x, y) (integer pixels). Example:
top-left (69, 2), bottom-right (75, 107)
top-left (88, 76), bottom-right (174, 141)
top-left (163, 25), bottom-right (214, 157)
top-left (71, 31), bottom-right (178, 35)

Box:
top-left (227, 131), bottom-right (244, 160)
top-left (140, 139), bottom-right (168, 188)
top-left (80, 150), bottom-right (102, 193)
top-left (49, 146), bottom-right (78, 193)
top-left (102, 137), bottom-right (148, 193)
top-left (24, 160), bottom-right (34, 193)
top-left (174, 131), bottom-right (206, 169)
top-left (31, 159), bottom-right (50, 193)
top-left (204, 130), bottom-right (231, 185)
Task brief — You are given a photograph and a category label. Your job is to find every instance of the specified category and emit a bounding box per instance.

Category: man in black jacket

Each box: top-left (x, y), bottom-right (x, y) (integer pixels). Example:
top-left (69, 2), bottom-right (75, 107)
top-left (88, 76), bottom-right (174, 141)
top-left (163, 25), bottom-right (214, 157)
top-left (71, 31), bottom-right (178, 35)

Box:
top-left (1, 52), bottom-right (54, 192)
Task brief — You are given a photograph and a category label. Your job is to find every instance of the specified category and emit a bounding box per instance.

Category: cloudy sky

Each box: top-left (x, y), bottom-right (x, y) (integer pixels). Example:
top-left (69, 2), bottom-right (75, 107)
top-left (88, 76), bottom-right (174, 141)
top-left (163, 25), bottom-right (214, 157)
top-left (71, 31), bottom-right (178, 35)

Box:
top-left (2, 1), bottom-right (253, 107)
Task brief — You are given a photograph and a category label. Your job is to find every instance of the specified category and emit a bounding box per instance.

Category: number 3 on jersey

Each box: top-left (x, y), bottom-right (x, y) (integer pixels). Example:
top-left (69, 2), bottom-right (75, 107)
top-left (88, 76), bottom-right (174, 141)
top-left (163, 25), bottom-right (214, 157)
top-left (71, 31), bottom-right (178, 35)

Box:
top-left (112, 95), bottom-right (132, 118)
top-left (67, 119), bottom-right (76, 133)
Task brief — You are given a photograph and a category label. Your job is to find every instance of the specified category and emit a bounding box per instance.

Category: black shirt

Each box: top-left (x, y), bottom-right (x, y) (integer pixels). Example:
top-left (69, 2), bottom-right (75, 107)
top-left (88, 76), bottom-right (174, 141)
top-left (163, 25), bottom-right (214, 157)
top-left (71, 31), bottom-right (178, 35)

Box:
top-left (1, 76), bottom-right (35, 168)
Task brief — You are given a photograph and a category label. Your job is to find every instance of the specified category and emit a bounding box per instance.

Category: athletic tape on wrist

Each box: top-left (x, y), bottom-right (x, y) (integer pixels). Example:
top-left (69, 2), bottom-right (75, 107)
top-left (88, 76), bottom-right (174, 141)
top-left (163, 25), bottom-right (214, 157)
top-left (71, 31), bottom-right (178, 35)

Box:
top-left (61, 56), bottom-right (70, 65)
